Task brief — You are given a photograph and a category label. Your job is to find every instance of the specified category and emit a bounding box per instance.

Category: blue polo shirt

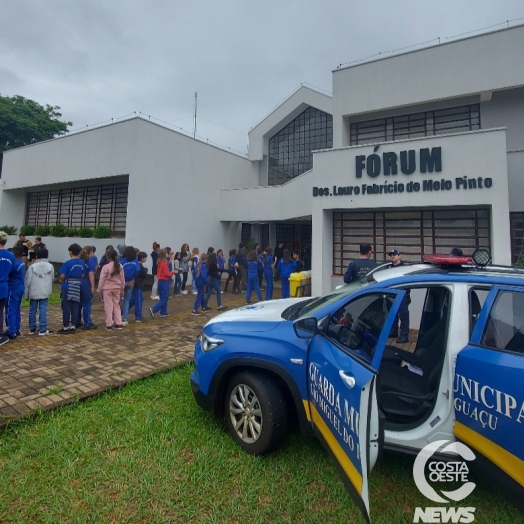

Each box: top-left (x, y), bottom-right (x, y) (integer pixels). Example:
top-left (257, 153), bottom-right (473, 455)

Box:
top-left (59, 258), bottom-right (87, 291)
top-left (0, 249), bottom-right (15, 299)
top-left (9, 259), bottom-right (26, 290)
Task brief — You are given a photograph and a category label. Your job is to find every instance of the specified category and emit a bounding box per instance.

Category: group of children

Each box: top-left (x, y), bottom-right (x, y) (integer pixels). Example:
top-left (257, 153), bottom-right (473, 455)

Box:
top-left (0, 231), bottom-right (55, 345)
top-left (187, 243), bottom-right (305, 315)
top-left (0, 232), bottom-right (309, 346)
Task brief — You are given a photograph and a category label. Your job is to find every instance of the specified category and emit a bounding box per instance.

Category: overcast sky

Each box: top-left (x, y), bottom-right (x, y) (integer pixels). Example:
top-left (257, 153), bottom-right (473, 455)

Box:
top-left (1, 1), bottom-right (523, 155)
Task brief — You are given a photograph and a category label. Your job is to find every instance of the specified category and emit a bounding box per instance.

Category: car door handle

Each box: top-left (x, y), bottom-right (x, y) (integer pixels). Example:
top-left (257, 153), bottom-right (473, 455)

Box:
top-left (339, 371), bottom-right (356, 389)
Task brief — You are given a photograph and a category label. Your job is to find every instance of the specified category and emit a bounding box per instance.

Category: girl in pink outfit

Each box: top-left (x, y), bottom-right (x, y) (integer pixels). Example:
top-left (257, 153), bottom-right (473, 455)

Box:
top-left (97, 249), bottom-right (125, 330)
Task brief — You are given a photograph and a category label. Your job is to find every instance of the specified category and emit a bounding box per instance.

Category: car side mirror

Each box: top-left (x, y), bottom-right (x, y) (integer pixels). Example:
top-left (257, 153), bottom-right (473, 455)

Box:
top-left (293, 317), bottom-right (318, 339)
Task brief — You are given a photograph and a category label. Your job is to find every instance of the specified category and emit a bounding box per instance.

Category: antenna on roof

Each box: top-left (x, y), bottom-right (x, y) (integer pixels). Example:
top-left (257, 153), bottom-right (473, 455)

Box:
top-left (193, 92), bottom-right (197, 139)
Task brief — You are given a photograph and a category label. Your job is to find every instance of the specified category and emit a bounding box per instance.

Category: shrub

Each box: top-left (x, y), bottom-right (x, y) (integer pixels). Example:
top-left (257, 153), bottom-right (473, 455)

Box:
top-left (20, 225), bottom-right (36, 235)
top-left (50, 223), bottom-right (68, 237)
top-left (93, 226), bottom-right (112, 239)
top-left (0, 225), bottom-right (17, 235)
top-left (78, 226), bottom-right (93, 238)
top-left (34, 225), bottom-right (51, 236)
top-left (67, 227), bottom-right (79, 237)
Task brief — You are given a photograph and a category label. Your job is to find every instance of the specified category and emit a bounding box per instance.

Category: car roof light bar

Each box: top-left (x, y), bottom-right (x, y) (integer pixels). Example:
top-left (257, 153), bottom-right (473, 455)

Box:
top-left (422, 254), bottom-right (474, 265)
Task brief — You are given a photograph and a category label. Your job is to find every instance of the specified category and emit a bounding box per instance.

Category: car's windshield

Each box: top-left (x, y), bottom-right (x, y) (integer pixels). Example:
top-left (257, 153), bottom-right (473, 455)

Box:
top-left (282, 280), bottom-right (370, 321)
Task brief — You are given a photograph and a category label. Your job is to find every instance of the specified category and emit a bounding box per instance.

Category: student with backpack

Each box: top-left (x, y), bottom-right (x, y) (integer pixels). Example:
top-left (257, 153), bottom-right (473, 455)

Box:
top-left (129, 252), bottom-right (148, 322)
top-left (58, 243), bottom-right (87, 334)
top-left (120, 246), bottom-right (140, 326)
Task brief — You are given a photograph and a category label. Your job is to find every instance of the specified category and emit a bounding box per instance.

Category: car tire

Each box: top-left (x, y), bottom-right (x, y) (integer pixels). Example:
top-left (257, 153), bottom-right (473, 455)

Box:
top-left (224, 371), bottom-right (287, 456)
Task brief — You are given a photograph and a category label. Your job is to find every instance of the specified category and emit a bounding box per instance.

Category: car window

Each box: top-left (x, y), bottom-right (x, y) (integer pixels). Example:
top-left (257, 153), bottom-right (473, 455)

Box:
top-left (481, 290), bottom-right (524, 355)
top-left (293, 280), bottom-right (370, 320)
top-left (326, 292), bottom-right (397, 364)
top-left (469, 287), bottom-right (490, 336)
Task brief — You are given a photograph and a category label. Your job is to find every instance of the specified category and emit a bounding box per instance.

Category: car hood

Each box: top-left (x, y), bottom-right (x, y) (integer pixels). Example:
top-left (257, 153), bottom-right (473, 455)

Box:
top-left (204, 298), bottom-right (309, 332)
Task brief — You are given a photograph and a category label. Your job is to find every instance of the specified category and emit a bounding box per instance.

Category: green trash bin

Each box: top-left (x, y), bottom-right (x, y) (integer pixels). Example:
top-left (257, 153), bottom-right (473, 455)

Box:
top-left (289, 272), bottom-right (305, 297)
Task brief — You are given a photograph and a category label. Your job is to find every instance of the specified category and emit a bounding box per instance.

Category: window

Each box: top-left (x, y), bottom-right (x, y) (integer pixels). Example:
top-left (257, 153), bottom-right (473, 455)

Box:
top-left (332, 208), bottom-right (491, 275)
top-left (481, 290), bottom-right (524, 355)
top-left (25, 182), bottom-right (128, 236)
top-left (268, 107), bottom-right (333, 186)
top-left (510, 212), bottom-right (524, 265)
top-left (350, 104), bottom-right (480, 146)
top-left (327, 292), bottom-right (397, 364)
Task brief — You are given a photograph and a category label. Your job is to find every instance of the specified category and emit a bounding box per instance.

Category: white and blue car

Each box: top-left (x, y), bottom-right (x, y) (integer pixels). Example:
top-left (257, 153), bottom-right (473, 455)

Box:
top-left (191, 251), bottom-right (524, 521)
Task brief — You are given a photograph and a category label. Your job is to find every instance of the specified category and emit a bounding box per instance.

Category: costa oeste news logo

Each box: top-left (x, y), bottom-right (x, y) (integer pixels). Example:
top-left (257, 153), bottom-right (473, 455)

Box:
top-left (412, 440), bottom-right (476, 523)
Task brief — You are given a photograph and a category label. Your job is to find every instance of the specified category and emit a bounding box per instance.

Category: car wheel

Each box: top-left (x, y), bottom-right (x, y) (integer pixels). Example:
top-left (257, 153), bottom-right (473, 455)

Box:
top-left (225, 371), bottom-right (287, 455)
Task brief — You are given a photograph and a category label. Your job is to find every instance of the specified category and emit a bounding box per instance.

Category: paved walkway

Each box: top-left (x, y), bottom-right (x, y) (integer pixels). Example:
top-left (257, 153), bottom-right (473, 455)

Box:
top-left (0, 288), bottom-right (255, 427)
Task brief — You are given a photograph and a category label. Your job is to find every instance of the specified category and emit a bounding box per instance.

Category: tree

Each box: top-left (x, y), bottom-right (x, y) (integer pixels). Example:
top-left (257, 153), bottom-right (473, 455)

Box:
top-left (0, 94), bottom-right (73, 152)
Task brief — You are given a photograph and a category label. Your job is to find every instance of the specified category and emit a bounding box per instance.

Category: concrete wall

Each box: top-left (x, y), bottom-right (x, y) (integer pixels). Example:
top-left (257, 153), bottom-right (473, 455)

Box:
top-left (482, 87), bottom-right (524, 212)
top-left (332, 24), bottom-right (524, 149)
top-left (0, 118), bottom-right (259, 268)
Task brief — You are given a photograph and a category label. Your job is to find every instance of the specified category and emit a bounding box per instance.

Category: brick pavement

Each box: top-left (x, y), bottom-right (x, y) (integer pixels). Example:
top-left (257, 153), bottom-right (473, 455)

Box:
top-left (0, 288), bottom-right (255, 427)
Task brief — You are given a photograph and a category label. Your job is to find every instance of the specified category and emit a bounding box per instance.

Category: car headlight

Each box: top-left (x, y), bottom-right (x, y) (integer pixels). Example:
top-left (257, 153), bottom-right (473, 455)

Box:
top-left (199, 332), bottom-right (225, 352)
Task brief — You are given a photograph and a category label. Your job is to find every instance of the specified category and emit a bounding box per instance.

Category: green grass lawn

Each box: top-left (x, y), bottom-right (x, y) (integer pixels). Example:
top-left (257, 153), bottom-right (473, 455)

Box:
top-left (21, 290), bottom-right (61, 308)
top-left (0, 364), bottom-right (521, 523)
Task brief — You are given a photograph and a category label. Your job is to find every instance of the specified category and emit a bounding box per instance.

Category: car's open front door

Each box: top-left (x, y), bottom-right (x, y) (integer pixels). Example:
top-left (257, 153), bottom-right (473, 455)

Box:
top-left (455, 285), bottom-right (524, 510)
top-left (303, 289), bottom-right (406, 523)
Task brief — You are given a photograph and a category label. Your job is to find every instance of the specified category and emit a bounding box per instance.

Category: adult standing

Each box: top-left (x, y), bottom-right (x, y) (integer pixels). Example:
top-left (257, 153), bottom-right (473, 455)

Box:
top-left (387, 249), bottom-right (410, 343)
top-left (180, 243), bottom-right (191, 295)
top-left (343, 244), bottom-right (376, 284)
top-left (150, 242), bottom-right (160, 299)
top-left (274, 242), bottom-right (284, 280)
top-left (0, 231), bottom-right (15, 345)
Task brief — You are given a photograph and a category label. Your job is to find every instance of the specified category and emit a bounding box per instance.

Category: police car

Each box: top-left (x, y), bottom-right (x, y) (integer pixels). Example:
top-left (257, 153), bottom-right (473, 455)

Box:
top-left (190, 250), bottom-right (524, 521)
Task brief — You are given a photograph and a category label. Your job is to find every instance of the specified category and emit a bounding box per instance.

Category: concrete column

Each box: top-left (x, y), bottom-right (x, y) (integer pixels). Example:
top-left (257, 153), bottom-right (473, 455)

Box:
top-left (312, 209), bottom-right (333, 296)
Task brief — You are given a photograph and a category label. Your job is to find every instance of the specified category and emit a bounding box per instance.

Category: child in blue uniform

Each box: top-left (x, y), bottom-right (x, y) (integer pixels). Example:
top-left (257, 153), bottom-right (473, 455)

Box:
top-left (263, 247), bottom-right (276, 301)
top-left (0, 232), bottom-right (15, 345)
top-left (120, 246), bottom-right (140, 326)
top-left (246, 250), bottom-right (263, 304)
top-left (77, 246), bottom-right (97, 330)
top-left (191, 253), bottom-right (208, 315)
top-left (59, 243), bottom-right (87, 334)
top-left (277, 249), bottom-right (296, 299)
top-left (6, 246), bottom-right (26, 339)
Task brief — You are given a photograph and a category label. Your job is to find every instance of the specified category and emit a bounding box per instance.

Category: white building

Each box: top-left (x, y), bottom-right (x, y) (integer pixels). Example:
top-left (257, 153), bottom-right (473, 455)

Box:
top-left (1, 24), bottom-right (524, 295)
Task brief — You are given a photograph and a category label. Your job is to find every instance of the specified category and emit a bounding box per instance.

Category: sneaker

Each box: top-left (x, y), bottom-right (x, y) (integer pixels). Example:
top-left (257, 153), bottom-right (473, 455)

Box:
top-left (38, 330), bottom-right (51, 336)
top-left (57, 327), bottom-right (72, 334)
top-left (246, 302), bottom-right (251, 305)
top-left (396, 336), bottom-right (409, 344)
top-left (82, 324), bottom-right (98, 330)
top-left (191, 310), bottom-right (201, 316)
top-left (122, 320), bottom-right (129, 327)
top-left (149, 307), bottom-right (155, 318)
top-left (7, 333), bottom-right (16, 340)
top-left (159, 314), bottom-right (170, 318)
top-left (151, 296), bottom-right (160, 300)
top-left (114, 325), bottom-right (124, 330)
top-left (135, 318), bottom-right (147, 323)
top-left (28, 329), bottom-right (37, 335)
top-left (202, 307), bottom-right (211, 313)
top-left (217, 305), bottom-right (228, 311)
top-left (0, 335), bottom-right (9, 346)
top-left (181, 290), bottom-right (188, 295)
top-left (191, 291), bottom-right (198, 295)
top-left (105, 326), bottom-right (113, 331)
